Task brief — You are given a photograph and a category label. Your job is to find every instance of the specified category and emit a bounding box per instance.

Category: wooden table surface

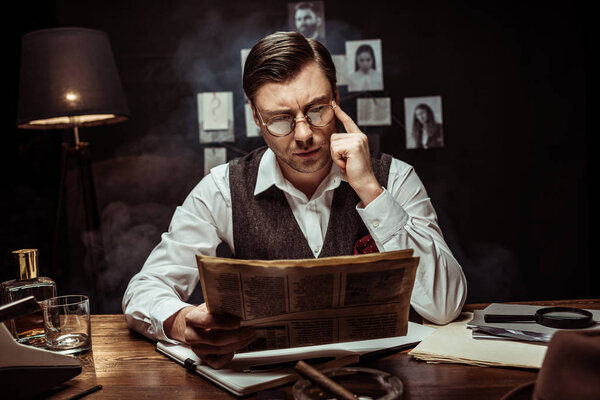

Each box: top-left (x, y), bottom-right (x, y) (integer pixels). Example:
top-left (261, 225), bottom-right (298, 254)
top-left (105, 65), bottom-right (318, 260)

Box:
top-left (43, 299), bottom-right (600, 399)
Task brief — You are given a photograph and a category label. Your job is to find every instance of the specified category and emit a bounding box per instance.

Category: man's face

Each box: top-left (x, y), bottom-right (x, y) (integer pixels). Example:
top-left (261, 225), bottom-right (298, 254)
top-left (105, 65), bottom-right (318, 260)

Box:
top-left (295, 9), bottom-right (320, 39)
top-left (251, 62), bottom-right (336, 177)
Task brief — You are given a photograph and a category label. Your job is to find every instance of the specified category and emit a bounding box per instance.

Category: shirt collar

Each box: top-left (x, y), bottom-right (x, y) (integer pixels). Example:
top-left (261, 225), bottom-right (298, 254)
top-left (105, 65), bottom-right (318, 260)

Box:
top-left (254, 148), bottom-right (345, 198)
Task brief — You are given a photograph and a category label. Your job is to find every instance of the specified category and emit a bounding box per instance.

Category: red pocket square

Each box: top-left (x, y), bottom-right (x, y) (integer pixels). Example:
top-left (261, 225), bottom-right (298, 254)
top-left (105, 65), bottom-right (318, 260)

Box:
top-left (354, 234), bottom-right (379, 255)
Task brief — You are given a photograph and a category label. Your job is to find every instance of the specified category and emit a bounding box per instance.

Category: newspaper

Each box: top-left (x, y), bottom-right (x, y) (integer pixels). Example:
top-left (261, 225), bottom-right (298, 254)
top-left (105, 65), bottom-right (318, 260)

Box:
top-left (196, 249), bottom-right (419, 351)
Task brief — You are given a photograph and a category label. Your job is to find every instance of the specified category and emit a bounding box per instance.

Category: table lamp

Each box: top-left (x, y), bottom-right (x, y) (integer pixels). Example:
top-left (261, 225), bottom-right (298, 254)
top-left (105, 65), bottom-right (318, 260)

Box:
top-left (16, 27), bottom-right (130, 311)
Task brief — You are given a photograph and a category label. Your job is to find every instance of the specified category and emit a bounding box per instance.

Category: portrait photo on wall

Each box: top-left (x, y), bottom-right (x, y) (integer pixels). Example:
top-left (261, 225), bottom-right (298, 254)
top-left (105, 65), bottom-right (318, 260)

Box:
top-left (288, 1), bottom-right (326, 43)
top-left (345, 39), bottom-right (384, 93)
top-left (404, 96), bottom-right (444, 150)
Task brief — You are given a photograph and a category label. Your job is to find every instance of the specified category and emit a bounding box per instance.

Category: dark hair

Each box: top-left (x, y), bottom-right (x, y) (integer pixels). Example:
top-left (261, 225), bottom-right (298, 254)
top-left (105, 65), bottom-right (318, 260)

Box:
top-left (354, 44), bottom-right (376, 71)
top-left (412, 103), bottom-right (436, 135)
top-left (243, 31), bottom-right (337, 102)
top-left (294, 1), bottom-right (317, 13)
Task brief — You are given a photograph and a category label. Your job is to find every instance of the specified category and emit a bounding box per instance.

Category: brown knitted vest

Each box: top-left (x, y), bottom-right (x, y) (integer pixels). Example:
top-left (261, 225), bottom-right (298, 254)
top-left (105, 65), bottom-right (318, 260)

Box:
top-left (229, 147), bottom-right (392, 259)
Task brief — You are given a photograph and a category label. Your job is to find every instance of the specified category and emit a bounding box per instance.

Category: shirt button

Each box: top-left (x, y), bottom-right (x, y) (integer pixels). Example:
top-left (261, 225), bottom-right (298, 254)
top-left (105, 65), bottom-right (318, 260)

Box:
top-left (373, 219), bottom-right (380, 228)
top-left (314, 246), bottom-right (320, 253)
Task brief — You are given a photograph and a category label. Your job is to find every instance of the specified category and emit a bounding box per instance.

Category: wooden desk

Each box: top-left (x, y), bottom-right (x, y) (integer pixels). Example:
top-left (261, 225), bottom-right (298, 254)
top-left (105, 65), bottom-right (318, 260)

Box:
top-left (45, 299), bottom-right (600, 399)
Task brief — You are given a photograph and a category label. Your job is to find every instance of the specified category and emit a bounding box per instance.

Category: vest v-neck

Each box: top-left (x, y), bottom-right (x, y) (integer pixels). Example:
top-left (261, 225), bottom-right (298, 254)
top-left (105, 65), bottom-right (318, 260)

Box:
top-left (229, 147), bottom-right (391, 260)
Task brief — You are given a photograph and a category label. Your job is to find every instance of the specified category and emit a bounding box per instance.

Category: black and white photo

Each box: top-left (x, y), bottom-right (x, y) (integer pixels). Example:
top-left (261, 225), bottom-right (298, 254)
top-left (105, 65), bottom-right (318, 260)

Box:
top-left (404, 96), bottom-right (444, 149)
top-left (288, 1), bottom-right (325, 42)
top-left (345, 39), bottom-right (384, 92)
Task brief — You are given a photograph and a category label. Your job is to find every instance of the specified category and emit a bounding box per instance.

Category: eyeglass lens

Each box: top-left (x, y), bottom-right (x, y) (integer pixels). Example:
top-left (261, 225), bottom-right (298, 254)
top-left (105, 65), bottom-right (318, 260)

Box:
top-left (267, 105), bottom-right (335, 136)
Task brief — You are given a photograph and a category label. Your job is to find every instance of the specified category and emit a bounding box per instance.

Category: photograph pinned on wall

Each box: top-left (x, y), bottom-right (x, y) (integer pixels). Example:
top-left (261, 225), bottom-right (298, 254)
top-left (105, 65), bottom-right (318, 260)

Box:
top-left (240, 48), bottom-right (250, 78)
top-left (404, 96), bottom-right (444, 150)
top-left (331, 54), bottom-right (348, 86)
top-left (345, 39), bottom-right (384, 92)
top-left (357, 97), bottom-right (392, 126)
top-left (204, 147), bottom-right (227, 176)
top-left (197, 91), bottom-right (235, 143)
top-left (288, 1), bottom-right (326, 43)
top-left (244, 103), bottom-right (261, 137)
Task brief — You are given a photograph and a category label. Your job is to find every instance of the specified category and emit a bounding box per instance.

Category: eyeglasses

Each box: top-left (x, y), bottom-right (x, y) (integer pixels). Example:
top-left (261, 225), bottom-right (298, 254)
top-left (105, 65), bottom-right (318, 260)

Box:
top-left (255, 102), bottom-right (337, 137)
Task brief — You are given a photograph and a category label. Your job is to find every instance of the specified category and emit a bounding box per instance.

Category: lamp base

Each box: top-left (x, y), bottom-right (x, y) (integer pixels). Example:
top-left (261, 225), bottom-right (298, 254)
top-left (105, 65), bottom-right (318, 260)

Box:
top-left (52, 141), bottom-right (104, 312)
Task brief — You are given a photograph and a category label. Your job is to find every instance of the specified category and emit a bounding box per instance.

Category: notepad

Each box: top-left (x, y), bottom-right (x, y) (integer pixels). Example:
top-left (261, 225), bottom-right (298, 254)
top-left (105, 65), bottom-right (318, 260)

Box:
top-left (156, 321), bottom-right (434, 396)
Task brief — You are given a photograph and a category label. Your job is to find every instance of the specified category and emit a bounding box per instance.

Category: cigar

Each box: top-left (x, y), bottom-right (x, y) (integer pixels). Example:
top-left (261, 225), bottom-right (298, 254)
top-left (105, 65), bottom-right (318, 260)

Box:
top-left (294, 360), bottom-right (355, 400)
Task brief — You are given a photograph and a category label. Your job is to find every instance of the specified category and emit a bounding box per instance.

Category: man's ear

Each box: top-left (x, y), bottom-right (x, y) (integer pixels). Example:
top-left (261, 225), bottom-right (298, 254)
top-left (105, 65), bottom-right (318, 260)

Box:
top-left (248, 100), bottom-right (261, 128)
top-left (334, 86), bottom-right (340, 104)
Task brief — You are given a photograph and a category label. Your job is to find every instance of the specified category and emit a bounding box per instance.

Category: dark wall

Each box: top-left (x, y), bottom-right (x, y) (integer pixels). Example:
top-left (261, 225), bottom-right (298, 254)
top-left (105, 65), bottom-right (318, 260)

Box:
top-left (3, 1), bottom-right (592, 313)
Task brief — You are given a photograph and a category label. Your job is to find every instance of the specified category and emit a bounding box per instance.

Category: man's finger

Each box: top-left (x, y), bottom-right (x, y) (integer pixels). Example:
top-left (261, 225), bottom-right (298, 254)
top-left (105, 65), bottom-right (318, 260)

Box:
top-left (334, 103), bottom-right (361, 134)
top-left (185, 325), bottom-right (255, 346)
top-left (185, 307), bottom-right (240, 330)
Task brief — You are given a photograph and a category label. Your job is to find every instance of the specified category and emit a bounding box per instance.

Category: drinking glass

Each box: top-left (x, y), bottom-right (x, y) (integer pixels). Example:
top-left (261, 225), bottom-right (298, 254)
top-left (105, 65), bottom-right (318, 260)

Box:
top-left (43, 295), bottom-right (91, 354)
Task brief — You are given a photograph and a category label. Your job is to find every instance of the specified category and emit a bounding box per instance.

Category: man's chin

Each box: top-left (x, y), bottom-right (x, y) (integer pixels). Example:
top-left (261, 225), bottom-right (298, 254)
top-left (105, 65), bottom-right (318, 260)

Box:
top-left (289, 156), bottom-right (331, 174)
top-left (299, 28), bottom-right (317, 39)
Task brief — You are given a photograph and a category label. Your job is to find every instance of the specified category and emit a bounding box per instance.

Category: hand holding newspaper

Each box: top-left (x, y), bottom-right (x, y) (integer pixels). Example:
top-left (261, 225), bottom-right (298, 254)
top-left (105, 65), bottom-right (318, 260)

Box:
top-left (197, 249), bottom-right (419, 351)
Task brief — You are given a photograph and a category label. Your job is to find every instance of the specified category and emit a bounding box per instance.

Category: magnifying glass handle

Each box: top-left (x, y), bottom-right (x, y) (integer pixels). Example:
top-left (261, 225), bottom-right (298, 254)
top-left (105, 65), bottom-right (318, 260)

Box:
top-left (484, 314), bottom-right (536, 323)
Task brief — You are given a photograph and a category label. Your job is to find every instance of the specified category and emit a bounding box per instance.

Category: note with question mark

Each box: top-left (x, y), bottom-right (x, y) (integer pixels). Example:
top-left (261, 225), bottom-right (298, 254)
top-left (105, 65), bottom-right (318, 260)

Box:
top-left (203, 92), bottom-right (229, 130)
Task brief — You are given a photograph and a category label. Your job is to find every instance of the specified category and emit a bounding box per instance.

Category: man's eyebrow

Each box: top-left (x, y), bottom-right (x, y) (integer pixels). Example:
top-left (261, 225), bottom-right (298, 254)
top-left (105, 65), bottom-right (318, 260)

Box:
top-left (261, 95), bottom-right (331, 116)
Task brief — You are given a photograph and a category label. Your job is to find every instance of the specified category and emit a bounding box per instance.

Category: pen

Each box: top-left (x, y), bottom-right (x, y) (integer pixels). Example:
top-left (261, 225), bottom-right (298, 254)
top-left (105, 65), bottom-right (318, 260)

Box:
top-left (66, 384), bottom-right (103, 400)
top-left (243, 356), bottom-right (335, 372)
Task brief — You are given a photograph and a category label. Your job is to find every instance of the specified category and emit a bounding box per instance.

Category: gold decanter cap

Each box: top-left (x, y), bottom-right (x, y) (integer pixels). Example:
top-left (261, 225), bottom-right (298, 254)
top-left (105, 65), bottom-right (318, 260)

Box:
top-left (12, 249), bottom-right (39, 280)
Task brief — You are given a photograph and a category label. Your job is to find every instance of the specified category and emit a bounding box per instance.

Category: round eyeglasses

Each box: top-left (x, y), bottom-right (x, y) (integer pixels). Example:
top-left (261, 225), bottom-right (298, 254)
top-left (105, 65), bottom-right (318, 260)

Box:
top-left (256, 103), bottom-right (337, 137)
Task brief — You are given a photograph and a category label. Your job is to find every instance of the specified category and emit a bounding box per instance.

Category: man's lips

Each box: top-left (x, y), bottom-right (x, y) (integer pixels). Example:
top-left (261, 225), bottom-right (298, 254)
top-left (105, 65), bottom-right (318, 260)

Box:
top-left (294, 147), bottom-right (320, 158)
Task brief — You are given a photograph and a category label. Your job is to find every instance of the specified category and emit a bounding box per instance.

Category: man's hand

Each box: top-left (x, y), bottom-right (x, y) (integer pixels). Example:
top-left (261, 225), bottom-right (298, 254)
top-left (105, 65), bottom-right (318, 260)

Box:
top-left (330, 104), bottom-right (383, 206)
top-left (164, 303), bottom-right (255, 369)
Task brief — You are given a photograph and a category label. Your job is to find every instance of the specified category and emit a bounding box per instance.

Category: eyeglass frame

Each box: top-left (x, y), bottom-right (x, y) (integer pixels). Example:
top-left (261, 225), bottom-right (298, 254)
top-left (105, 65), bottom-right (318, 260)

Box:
top-left (253, 100), bottom-right (338, 137)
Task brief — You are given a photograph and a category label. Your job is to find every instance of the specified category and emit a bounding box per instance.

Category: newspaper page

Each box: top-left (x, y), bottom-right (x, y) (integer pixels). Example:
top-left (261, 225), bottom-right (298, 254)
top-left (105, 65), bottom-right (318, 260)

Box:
top-left (197, 250), bottom-right (419, 351)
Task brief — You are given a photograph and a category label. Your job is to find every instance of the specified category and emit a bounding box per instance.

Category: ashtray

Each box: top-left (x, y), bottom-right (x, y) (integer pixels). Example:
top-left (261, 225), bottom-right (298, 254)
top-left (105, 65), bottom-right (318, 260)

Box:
top-left (292, 366), bottom-right (403, 400)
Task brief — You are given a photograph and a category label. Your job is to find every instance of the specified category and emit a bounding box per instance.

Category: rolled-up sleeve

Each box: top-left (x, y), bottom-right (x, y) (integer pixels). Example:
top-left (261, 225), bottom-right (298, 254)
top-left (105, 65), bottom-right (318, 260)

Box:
top-left (357, 159), bottom-right (467, 325)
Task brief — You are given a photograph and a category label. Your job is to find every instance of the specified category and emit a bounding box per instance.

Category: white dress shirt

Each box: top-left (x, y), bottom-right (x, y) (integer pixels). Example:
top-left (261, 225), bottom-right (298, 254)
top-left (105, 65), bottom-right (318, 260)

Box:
top-left (122, 148), bottom-right (467, 343)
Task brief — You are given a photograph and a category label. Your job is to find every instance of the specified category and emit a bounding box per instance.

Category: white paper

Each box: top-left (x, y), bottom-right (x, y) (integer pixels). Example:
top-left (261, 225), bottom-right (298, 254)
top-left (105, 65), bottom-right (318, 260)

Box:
top-left (410, 312), bottom-right (547, 369)
top-left (468, 303), bottom-right (600, 342)
top-left (240, 48), bottom-right (250, 78)
top-left (357, 98), bottom-right (391, 126)
top-left (345, 39), bottom-right (384, 92)
top-left (332, 54), bottom-right (348, 86)
top-left (203, 92), bottom-right (229, 131)
top-left (157, 321), bottom-right (434, 396)
top-left (197, 92), bottom-right (235, 143)
top-left (244, 103), bottom-right (261, 137)
top-left (203, 147), bottom-right (227, 176)
top-left (404, 95), bottom-right (444, 149)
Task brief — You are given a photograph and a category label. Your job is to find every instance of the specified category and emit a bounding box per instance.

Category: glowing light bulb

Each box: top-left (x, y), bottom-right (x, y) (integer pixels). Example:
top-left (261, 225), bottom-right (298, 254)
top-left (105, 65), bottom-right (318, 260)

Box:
top-left (65, 91), bottom-right (80, 103)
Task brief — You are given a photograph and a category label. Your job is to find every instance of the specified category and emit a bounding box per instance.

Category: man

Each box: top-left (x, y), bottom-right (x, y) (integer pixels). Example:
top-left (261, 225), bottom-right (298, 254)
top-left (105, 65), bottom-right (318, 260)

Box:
top-left (122, 31), bottom-right (467, 369)
top-left (292, 2), bottom-right (323, 41)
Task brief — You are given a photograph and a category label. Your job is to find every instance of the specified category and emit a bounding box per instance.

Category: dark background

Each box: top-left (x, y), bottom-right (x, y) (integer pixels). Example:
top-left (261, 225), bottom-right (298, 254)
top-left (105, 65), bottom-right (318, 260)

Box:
top-left (3, 1), bottom-right (593, 313)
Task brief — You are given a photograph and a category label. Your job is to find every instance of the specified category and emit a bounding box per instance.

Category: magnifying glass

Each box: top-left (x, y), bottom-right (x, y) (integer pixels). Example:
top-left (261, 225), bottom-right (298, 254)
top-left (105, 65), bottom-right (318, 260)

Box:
top-left (484, 307), bottom-right (594, 329)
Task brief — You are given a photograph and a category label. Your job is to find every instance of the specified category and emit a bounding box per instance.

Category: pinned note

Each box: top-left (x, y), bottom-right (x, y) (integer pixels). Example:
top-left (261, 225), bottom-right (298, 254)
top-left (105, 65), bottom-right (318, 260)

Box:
top-left (203, 92), bottom-right (229, 131)
top-left (204, 147), bottom-right (227, 176)
top-left (197, 92), bottom-right (234, 143)
top-left (331, 55), bottom-right (348, 87)
top-left (244, 103), bottom-right (261, 137)
top-left (357, 97), bottom-right (391, 126)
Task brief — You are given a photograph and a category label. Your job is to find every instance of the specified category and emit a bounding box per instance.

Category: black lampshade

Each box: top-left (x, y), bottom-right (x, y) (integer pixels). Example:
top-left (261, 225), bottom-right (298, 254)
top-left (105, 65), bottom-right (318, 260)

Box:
top-left (17, 27), bottom-right (130, 130)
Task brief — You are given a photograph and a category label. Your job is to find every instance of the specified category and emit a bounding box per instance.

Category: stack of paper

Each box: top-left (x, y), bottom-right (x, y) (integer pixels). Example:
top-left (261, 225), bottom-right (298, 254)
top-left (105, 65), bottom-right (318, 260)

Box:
top-left (409, 312), bottom-right (547, 369)
top-left (410, 304), bottom-right (600, 369)
top-left (468, 303), bottom-right (600, 342)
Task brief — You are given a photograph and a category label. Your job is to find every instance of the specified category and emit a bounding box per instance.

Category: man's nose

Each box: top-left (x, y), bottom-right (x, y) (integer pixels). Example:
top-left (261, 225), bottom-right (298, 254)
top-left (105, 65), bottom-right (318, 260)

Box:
top-left (293, 116), bottom-right (313, 142)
